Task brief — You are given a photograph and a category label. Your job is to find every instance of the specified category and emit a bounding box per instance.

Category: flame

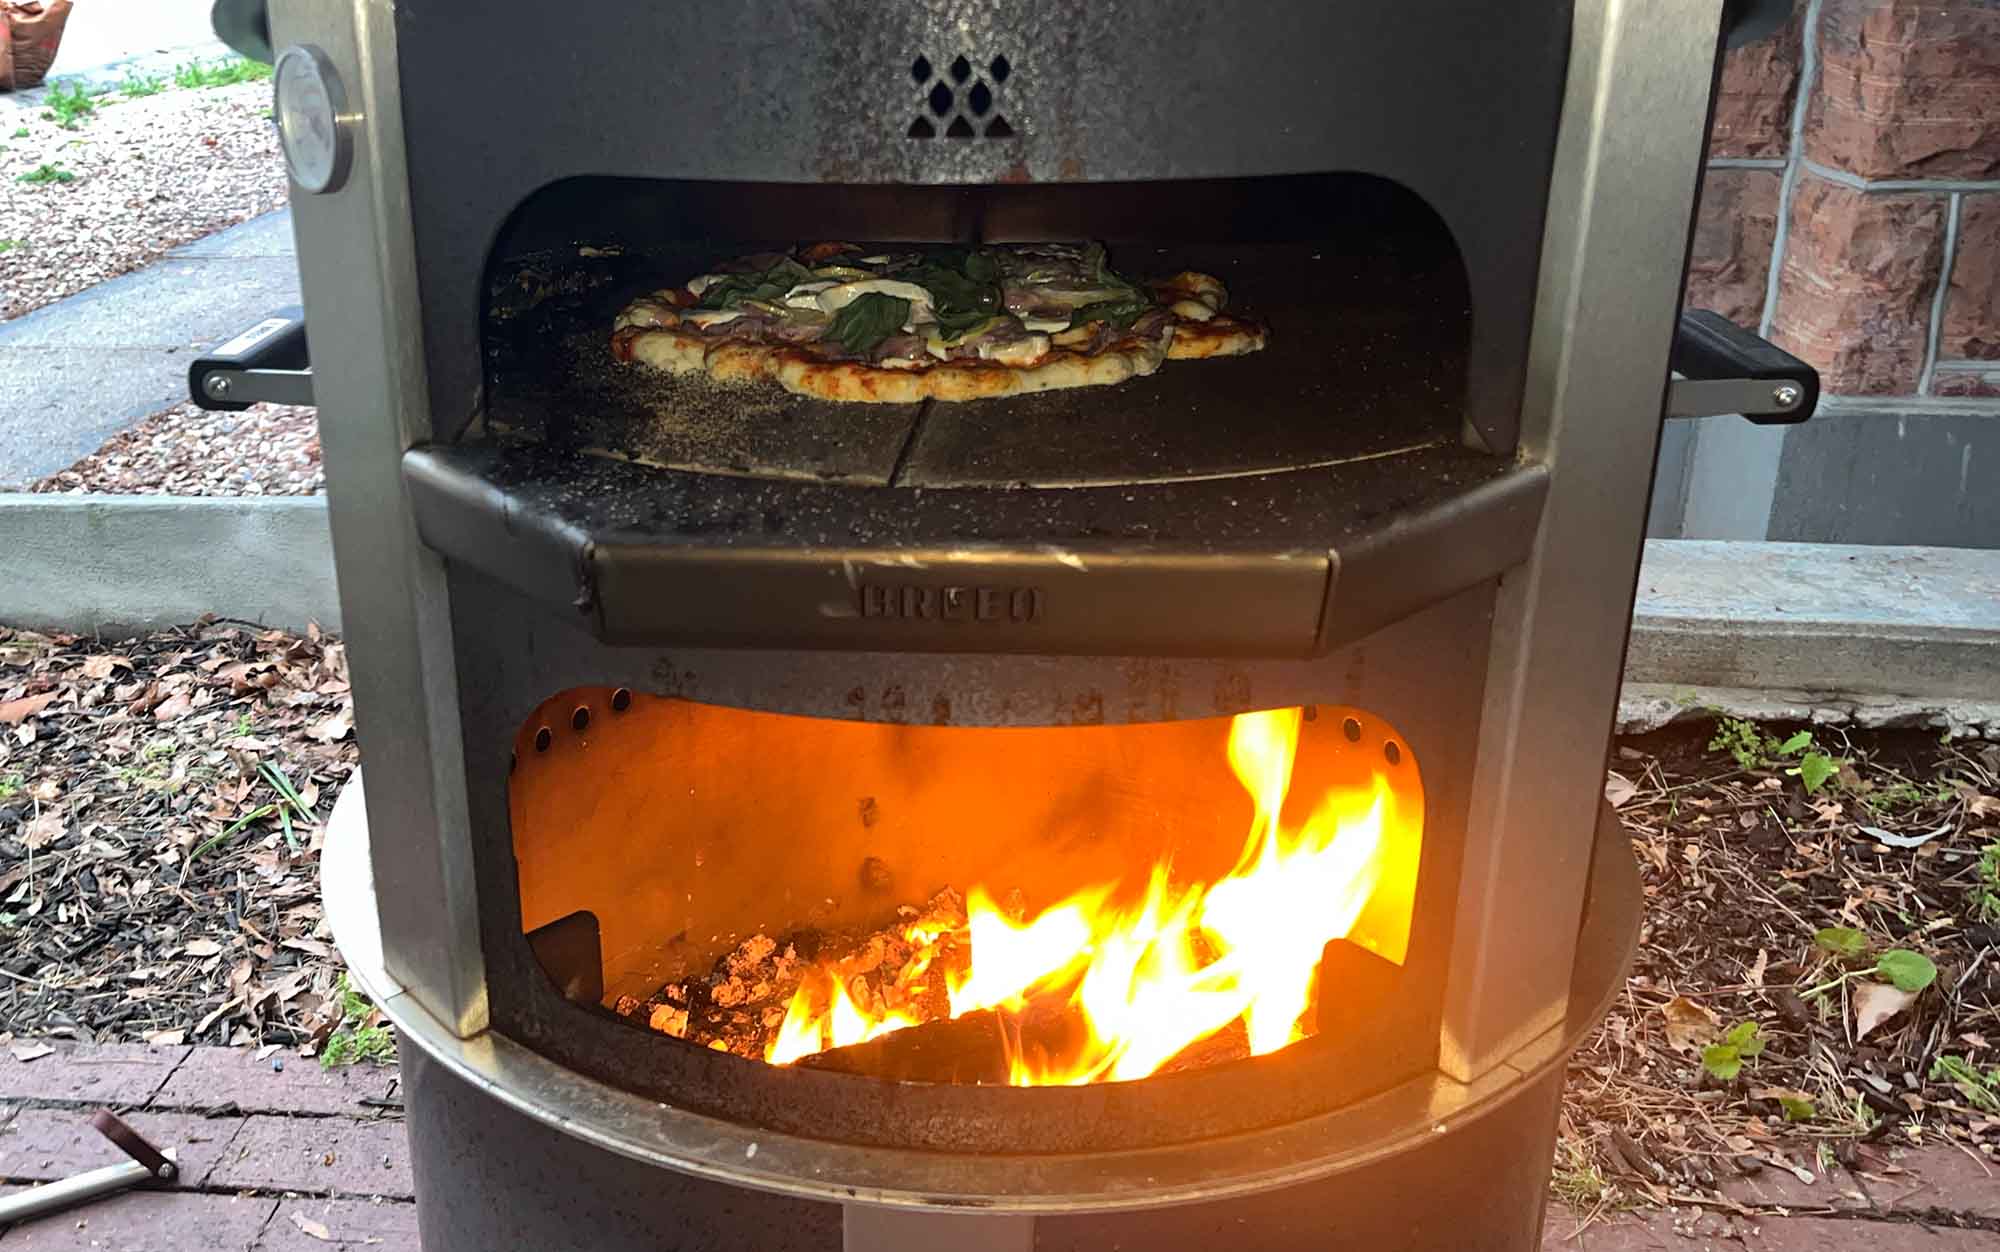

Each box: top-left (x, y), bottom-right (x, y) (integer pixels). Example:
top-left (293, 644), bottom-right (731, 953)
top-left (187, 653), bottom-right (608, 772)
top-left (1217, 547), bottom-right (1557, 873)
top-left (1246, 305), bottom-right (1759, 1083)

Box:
top-left (764, 708), bottom-right (1418, 1084)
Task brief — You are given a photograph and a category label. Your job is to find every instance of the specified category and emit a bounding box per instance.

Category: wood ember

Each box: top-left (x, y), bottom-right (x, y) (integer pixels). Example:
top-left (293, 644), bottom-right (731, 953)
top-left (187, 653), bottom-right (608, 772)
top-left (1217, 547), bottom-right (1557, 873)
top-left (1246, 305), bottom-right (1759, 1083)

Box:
top-left (617, 888), bottom-right (968, 1059)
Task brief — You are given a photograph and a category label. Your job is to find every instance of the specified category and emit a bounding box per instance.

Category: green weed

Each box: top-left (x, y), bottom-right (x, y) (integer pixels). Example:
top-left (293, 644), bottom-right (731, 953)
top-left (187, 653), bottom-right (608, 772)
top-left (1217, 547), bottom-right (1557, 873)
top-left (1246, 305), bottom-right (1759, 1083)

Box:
top-left (1978, 842), bottom-right (2000, 924)
top-left (120, 71), bottom-right (167, 98)
top-left (0, 240), bottom-right (18, 255)
top-left (1706, 717), bottom-right (1842, 794)
top-left (1550, 1137), bottom-right (1611, 1210)
top-left (321, 975), bottom-right (397, 1068)
top-left (9, 126), bottom-right (27, 139)
top-left (42, 79), bottom-right (95, 129)
top-left (1933, 1055), bottom-right (2000, 1113)
top-left (173, 57), bottom-right (274, 90)
top-left (17, 163), bottom-right (75, 185)
top-left (1701, 1020), bottom-right (1766, 1081)
top-left (0, 774), bottom-right (20, 799)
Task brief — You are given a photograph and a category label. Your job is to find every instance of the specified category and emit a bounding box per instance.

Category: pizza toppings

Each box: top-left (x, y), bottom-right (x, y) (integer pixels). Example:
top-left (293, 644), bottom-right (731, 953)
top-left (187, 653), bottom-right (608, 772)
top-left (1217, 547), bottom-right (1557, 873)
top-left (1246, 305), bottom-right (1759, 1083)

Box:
top-left (613, 241), bottom-right (1266, 402)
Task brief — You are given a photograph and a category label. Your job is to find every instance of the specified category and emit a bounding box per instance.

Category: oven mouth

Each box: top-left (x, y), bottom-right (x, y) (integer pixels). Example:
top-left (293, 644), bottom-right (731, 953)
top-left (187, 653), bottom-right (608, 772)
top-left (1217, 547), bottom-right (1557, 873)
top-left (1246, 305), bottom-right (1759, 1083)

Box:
top-left (509, 689), bottom-right (1428, 1099)
top-left (477, 172), bottom-right (1477, 490)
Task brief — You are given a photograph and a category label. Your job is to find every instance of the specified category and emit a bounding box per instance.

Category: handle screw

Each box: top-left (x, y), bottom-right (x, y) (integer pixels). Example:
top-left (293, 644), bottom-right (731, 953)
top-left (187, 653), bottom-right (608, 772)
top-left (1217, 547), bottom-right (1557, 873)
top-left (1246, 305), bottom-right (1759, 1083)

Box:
top-left (1772, 383), bottom-right (1801, 408)
top-left (205, 375), bottom-right (232, 399)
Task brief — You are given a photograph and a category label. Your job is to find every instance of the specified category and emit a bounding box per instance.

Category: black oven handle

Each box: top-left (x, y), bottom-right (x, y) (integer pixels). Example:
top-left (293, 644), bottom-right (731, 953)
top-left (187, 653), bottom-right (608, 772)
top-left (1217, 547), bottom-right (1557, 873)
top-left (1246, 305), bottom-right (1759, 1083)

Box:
top-left (188, 306), bottom-right (314, 411)
top-left (1663, 309), bottom-right (1818, 425)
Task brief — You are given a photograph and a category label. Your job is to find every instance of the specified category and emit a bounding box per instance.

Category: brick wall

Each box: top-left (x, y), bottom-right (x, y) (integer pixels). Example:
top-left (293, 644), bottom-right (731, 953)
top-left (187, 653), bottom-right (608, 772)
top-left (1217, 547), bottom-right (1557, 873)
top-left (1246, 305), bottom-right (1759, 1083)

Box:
top-left (1688, 0), bottom-right (2000, 399)
top-left (1660, 0), bottom-right (2000, 549)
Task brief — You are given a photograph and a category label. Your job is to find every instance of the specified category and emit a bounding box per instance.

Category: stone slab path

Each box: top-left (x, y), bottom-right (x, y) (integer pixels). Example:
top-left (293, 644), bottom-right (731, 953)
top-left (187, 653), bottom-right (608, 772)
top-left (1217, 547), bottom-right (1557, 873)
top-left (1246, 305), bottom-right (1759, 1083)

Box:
top-left (0, 210), bottom-right (298, 488)
top-left (4, 1043), bottom-right (1999, 1249)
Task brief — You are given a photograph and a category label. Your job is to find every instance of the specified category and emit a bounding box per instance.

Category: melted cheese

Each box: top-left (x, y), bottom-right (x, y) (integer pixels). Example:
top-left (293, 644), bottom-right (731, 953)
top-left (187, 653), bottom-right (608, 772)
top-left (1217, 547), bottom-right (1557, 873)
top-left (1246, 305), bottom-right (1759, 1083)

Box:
top-left (977, 333), bottom-right (1052, 366)
top-left (683, 309), bottom-right (743, 328)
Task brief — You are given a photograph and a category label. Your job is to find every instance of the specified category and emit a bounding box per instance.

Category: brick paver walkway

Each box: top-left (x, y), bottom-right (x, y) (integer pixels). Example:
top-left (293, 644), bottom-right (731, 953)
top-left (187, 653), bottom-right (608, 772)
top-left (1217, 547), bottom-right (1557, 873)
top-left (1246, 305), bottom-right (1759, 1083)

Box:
top-left (0, 1042), bottom-right (413, 1250)
top-left (3, 1043), bottom-right (1998, 1248)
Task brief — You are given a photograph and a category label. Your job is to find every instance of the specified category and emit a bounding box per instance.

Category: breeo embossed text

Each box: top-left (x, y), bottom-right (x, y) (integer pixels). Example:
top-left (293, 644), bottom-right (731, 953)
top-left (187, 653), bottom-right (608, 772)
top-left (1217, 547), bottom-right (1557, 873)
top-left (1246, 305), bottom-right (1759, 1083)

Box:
top-left (859, 584), bottom-right (1044, 624)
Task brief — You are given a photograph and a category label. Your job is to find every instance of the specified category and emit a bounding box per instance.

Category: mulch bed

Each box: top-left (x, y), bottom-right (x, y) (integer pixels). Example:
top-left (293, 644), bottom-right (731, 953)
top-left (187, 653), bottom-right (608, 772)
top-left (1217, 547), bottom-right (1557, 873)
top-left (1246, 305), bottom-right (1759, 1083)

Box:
top-left (9, 619), bottom-right (2000, 1216)
top-left (28, 401), bottom-right (323, 496)
top-left (0, 620), bottom-right (356, 1053)
top-left (1561, 722), bottom-right (2000, 1217)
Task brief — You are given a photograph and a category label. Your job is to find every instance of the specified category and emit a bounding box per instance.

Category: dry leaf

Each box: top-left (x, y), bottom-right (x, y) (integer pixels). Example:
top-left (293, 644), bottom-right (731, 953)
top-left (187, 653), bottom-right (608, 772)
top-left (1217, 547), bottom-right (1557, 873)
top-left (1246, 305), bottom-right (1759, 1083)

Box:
top-left (145, 1029), bottom-right (187, 1046)
top-left (1970, 795), bottom-right (2000, 819)
top-left (152, 691), bottom-right (193, 722)
top-left (9, 1042), bottom-right (55, 1063)
top-left (1661, 995), bottom-right (1721, 1053)
top-left (308, 706), bottom-right (353, 744)
top-left (1855, 981), bottom-right (1918, 1041)
top-left (21, 811), bottom-right (64, 850)
top-left (184, 939), bottom-right (224, 957)
top-left (289, 1212), bottom-right (334, 1241)
top-left (1604, 771), bottom-right (1638, 809)
top-left (80, 655), bottom-right (128, 680)
top-left (0, 691), bottom-right (58, 725)
top-left (1746, 948), bottom-right (1768, 989)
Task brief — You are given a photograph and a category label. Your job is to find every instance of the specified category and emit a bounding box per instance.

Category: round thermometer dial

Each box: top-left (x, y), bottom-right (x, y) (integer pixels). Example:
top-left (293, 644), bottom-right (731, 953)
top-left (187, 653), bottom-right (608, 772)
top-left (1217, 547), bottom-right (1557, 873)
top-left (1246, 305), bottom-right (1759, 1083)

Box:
top-left (273, 45), bottom-right (352, 195)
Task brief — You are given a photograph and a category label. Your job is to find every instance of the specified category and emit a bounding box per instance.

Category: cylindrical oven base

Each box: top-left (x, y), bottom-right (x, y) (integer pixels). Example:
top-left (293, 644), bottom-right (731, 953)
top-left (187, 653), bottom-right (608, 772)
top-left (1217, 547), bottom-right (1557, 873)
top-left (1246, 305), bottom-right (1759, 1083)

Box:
top-left (402, 1044), bottom-right (1564, 1252)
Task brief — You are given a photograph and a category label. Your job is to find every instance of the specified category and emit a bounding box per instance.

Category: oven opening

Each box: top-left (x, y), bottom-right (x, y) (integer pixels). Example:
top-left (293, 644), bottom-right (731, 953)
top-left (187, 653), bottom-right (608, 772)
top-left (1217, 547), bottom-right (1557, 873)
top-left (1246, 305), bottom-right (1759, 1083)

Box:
top-left (479, 173), bottom-right (1478, 486)
top-left (510, 691), bottom-right (1425, 1086)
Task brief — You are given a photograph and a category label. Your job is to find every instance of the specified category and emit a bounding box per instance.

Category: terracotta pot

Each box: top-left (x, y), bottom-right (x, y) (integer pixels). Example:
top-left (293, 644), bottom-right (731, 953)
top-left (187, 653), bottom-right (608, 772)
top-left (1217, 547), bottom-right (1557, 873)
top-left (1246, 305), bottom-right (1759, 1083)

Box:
top-left (1, 0), bottom-right (74, 92)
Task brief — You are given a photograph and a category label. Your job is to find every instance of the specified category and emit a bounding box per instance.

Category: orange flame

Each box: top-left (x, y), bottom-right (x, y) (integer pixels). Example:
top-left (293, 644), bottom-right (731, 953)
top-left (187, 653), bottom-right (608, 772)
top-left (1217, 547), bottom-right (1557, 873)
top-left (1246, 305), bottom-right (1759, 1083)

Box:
top-left (765, 707), bottom-right (1419, 1084)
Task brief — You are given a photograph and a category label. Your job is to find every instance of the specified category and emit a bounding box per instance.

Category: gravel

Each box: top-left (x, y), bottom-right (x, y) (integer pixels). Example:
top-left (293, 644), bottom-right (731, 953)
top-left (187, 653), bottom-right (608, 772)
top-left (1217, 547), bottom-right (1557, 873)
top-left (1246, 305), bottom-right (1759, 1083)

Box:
top-left (29, 400), bottom-right (323, 495)
top-left (0, 79), bottom-right (287, 322)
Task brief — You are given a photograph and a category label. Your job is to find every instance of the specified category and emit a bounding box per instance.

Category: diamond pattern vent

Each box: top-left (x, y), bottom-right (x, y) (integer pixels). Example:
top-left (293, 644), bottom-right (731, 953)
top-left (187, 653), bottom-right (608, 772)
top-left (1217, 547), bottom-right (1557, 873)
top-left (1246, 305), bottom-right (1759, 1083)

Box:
top-left (908, 54), bottom-right (1013, 139)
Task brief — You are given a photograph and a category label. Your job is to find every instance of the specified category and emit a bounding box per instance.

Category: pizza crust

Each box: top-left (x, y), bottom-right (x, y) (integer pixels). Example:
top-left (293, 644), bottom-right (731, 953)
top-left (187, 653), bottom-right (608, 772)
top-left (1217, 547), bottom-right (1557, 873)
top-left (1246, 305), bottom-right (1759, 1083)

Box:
top-left (617, 322), bottom-right (1174, 405)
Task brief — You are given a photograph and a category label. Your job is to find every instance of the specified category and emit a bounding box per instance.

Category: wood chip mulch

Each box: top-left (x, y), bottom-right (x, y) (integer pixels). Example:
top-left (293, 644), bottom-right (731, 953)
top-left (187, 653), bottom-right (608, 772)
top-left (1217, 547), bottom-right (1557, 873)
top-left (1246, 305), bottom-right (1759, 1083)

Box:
top-left (1561, 723), bottom-right (2000, 1218)
top-left (28, 401), bottom-right (323, 496)
top-left (0, 620), bottom-right (356, 1053)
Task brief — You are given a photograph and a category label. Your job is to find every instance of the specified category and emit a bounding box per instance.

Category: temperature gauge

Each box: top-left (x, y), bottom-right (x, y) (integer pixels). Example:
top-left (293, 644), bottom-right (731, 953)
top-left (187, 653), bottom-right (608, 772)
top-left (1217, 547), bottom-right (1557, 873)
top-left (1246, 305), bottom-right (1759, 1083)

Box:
top-left (273, 45), bottom-right (352, 195)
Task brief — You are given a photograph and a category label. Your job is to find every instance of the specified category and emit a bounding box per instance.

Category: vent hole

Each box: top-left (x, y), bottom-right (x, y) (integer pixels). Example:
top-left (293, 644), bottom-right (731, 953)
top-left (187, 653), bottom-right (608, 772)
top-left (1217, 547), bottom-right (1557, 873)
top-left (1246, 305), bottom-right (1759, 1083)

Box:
top-left (911, 56), bottom-right (932, 83)
top-left (1384, 740), bottom-right (1403, 766)
top-left (949, 54), bottom-right (971, 82)
top-left (534, 726), bottom-right (553, 753)
top-left (928, 81), bottom-right (953, 117)
top-left (945, 115), bottom-right (976, 139)
top-left (989, 55), bottom-right (1010, 82)
top-left (967, 80), bottom-right (992, 116)
top-left (983, 114), bottom-right (1014, 138)
top-left (907, 116), bottom-right (936, 139)
top-left (1342, 717), bottom-right (1362, 742)
top-left (571, 706), bottom-right (591, 732)
top-left (611, 688), bottom-right (632, 712)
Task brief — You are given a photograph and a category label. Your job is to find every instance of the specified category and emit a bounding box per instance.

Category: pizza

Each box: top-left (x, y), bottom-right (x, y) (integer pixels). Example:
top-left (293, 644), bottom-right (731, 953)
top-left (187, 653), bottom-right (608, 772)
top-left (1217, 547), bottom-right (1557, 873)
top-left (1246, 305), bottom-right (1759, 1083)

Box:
top-left (609, 241), bottom-right (1266, 403)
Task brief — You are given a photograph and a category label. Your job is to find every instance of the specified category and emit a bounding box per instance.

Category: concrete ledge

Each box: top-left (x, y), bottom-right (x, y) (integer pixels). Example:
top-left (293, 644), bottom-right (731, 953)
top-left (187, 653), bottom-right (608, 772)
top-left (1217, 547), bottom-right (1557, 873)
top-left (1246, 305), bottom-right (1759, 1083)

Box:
top-left (0, 494), bottom-right (339, 635)
top-left (1622, 540), bottom-right (2000, 737)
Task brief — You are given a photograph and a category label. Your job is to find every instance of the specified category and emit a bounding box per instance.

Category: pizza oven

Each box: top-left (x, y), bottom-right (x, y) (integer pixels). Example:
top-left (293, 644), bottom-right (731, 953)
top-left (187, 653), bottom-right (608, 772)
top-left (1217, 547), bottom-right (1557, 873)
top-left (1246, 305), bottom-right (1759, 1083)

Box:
top-left (202, 0), bottom-right (1817, 1248)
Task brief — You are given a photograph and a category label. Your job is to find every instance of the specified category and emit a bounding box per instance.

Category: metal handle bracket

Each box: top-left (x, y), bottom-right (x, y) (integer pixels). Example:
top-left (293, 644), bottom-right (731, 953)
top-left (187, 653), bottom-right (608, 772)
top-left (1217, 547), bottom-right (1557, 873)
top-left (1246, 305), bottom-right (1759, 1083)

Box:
top-left (1664, 309), bottom-right (1819, 423)
top-left (190, 305), bottom-right (314, 410)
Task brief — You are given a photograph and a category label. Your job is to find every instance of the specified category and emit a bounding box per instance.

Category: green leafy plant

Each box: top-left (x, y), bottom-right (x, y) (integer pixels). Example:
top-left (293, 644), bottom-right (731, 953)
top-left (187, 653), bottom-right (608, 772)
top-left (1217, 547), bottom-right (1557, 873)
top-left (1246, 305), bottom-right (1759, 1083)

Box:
top-left (1707, 718), bottom-right (1843, 794)
top-left (174, 57), bottom-right (274, 89)
top-left (320, 975), bottom-right (397, 1067)
top-left (9, 126), bottom-right (27, 139)
top-left (1934, 1055), bottom-right (2000, 1113)
top-left (1702, 1020), bottom-right (1766, 1081)
top-left (42, 79), bottom-right (95, 128)
top-left (17, 163), bottom-right (75, 185)
top-left (1776, 1093), bottom-right (1817, 1122)
top-left (1813, 926), bottom-right (1869, 959)
top-left (119, 70), bottom-right (166, 97)
top-left (0, 240), bottom-right (18, 255)
top-left (1805, 947), bottom-right (1938, 998)
top-left (0, 774), bottom-right (21, 799)
top-left (1978, 841), bottom-right (2000, 924)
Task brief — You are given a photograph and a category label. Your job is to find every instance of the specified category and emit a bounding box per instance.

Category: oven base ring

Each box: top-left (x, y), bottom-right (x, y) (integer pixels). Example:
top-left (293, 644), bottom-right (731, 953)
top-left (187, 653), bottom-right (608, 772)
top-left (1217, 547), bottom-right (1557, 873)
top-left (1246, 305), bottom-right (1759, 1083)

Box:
top-left (325, 774), bottom-right (1636, 1223)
